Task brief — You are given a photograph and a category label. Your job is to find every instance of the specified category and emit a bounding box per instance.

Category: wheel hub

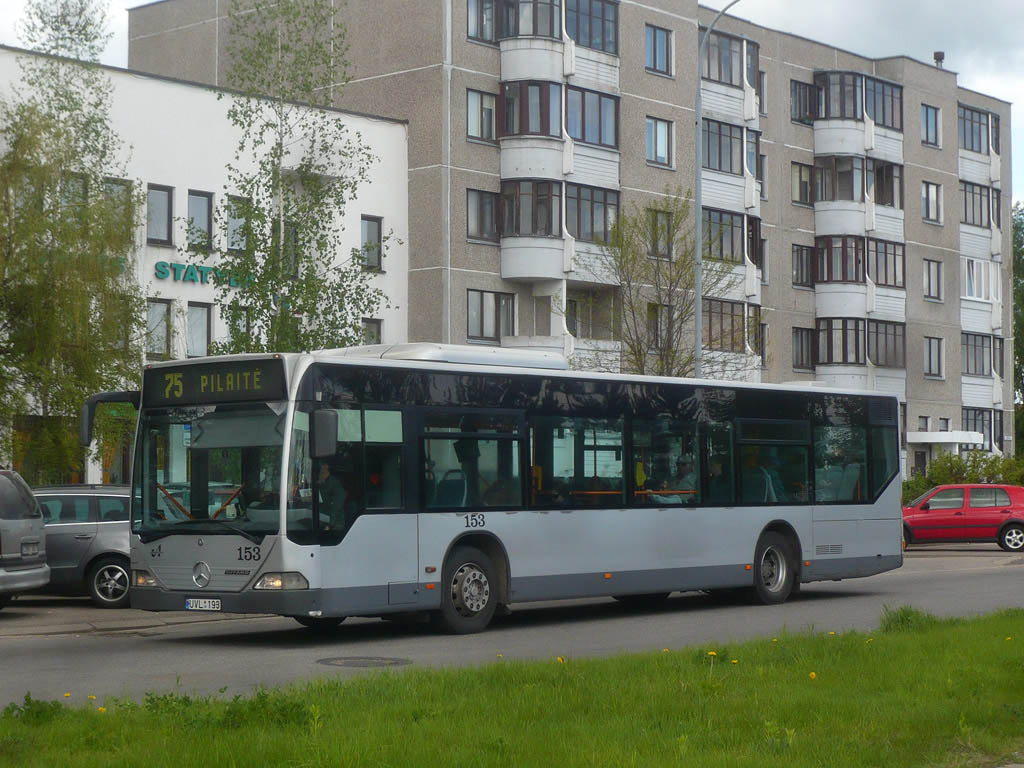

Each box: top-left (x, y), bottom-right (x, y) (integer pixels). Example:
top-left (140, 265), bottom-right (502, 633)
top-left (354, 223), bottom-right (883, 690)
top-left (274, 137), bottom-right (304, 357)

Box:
top-left (451, 563), bottom-right (490, 616)
top-left (760, 547), bottom-right (786, 592)
top-left (1005, 528), bottom-right (1024, 550)
top-left (97, 566), bottom-right (128, 601)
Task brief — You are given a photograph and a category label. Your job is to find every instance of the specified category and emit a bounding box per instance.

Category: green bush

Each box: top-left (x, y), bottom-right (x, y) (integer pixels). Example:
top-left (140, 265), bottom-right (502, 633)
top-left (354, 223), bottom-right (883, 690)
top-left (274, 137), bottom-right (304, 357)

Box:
top-left (902, 450), bottom-right (1024, 503)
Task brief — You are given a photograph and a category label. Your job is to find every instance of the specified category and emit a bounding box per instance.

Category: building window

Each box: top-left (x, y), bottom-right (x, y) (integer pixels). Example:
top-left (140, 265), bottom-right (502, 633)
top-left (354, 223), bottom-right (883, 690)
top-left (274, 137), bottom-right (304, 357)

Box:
top-left (702, 298), bottom-right (745, 352)
top-left (918, 416), bottom-right (930, 432)
top-left (566, 184), bottom-right (618, 244)
top-left (923, 259), bottom-right (942, 300)
top-left (814, 72), bottom-right (863, 121)
top-left (867, 320), bottom-right (905, 368)
top-left (814, 155), bottom-right (864, 202)
top-left (757, 153), bottom-right (766, 194)
top-left (814, 235), bottom-right (864, 283)
top-left (791, 162), bottom-right (812, 204)
top-left (146, 184), bottom-right (173, 245)
top-left (758, 322), bottom-right (768, 367)
top-left (645, 116), bottom-right (671, 166)
top-left (939, 417), bottom-right (950, 431)
top-left (362, 318), bottom-right (382, 345)
top-left (566, 86), bottom-right (618, 148)
top-left (565, 298), bottom-right (578, 336)
top-left (186, 302), bottom-right (211, 358)
top-left (816, 317), bottom-right (865, 365)
top-left (867, 239), bottom-right (904, 288)
top-left (792, 244), bottom-right (813, 287)
top-left (186, 190), bottom-right (213, 250)
top-left (501, 81), bottom-right (561, 138)
top-left (793, 327), bottom-right (814, 370)
top-left (959, 181), bottom-right (993, 228)
top-left (746, 217), bottom-right (762, 269)
top-left (361, 215), bottom-right (382, 270)
top-left (467, 89), bottom-right (497, 141)
top-left (468, 289), bottom-right (514, 342)
top-left (498, 0), bottom-right (561, 39)
top-left (961, 332), bottom-right (992, 376)
top-left (702, 118), bottom-right (743, 175)
top-left (992, 115), bottom-right (1000, 154)
top-left (703, 208), bottom-right (744, 263)
top-left (790, 80), bottom-right (817, 124)
top-left (962, 257), bottom-right (993, 300)
top-left (565, 0), bottom-right (617, 54)
top-left (647, 303), bottom-right (667, 348)
top-left (864, 77), bottom-right (903, 131)
top-left (648, 209), bottom-right (672, 260)
top-left (467, 189), bottom-right (499, 242)
top-left (500, 180), bottom-right (561, 237)
top-left (958, 104), bottom-right (989, 154)
top-left (922, 181), bottom-right (941, 222)
top-left (994, 337), bottom-right (1004, 377)
top-left (745, 131), bottom-right (760, 179)
top-left (700, 29), bottom-right (743, 87)
top-left (226, 195), bottom-right (248, 252)
top-left (146, 299), bottom-right (171, 360)
top-left (961, 407), bottom-right (993, 451)
top-left (924, 336), bottom-right (943, 377)
top-left (645, 24), bottom-right (671, 75)
top-left (922, 104), bottom-right (939, 146)
top-left (867, 159), bottom-right (903, 209)
top-left (757, 71), bottom-right (767, 115)
top-left (468, 0), bottom-right (496, 41)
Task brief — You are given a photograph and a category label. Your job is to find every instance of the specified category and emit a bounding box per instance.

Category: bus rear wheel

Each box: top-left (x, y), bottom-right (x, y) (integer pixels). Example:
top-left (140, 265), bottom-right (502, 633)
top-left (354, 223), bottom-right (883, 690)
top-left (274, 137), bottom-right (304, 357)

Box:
top-left (294, 616), bottom-right (346, 630)
top-left (752, 532), bottom-right (795, 605)
top-left (434, 546), bottom-right (498, 634)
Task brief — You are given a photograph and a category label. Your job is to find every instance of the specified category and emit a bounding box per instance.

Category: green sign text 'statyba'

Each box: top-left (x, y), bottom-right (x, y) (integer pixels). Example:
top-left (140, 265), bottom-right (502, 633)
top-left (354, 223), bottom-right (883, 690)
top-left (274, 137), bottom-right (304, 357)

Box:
top-left (153, 261), bottom-right (242, 287)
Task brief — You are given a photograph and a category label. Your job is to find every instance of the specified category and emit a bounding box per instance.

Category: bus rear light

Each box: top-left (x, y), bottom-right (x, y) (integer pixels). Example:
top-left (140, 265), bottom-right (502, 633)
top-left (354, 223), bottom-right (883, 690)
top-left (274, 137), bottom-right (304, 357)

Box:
top-left (425, 583), bottom-right (435, 590)
top-left (425, 566), bottom-right (436, 573)
top-left (133, 570), bottom-right (157, 587)
top-left (254, 572), bottom-right (309, 590)
top-left (744, 564), bottom-right (752, 571)
top-left (603, 573), bottom-right (612, 580)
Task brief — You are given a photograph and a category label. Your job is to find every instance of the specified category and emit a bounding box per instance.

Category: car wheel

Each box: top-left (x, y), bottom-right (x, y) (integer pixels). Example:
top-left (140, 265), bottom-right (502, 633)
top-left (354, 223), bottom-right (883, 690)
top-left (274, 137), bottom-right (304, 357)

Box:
top-left (998, 524), bottom-right (1024, 552)
top-left (433, 546), bottom-right (498, 634)
top-left (903, 526), bottom-right (913, 550)
top-left (294, 616), bottom-right (346, 630)
top-left (751, 532), bottom-right (796, 605)
top-left (87, 556), bottom-right (131, 609)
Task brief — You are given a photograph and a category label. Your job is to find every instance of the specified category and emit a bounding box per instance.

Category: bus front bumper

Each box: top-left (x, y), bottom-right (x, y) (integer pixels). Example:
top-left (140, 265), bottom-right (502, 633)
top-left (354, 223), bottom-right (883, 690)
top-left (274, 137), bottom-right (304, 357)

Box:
top-left (130, 586), bottom-right (320, 616)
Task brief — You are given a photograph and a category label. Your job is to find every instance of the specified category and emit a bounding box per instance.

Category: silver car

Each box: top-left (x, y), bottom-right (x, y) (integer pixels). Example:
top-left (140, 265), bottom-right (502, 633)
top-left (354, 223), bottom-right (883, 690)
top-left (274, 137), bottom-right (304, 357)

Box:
top-left (0, 469), bottom-right (50, 608)
top-left (33, 485), bottom-right (130, 608)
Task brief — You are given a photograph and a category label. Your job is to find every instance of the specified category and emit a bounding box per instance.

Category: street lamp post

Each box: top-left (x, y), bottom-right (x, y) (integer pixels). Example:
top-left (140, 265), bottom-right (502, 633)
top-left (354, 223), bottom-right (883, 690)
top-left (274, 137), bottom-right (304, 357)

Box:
top-left (694, 0), bottom-right (743, 379)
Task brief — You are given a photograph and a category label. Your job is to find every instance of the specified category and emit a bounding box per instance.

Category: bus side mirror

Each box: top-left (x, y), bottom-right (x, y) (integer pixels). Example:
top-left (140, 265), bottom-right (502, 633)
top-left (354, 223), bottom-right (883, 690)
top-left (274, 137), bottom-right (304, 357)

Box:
top-left (920, 502), bottom-right (930, 510)
top-left (311, 409), bottom-right (338, 459)
top-left (80, 391), bottom-right (141, 446)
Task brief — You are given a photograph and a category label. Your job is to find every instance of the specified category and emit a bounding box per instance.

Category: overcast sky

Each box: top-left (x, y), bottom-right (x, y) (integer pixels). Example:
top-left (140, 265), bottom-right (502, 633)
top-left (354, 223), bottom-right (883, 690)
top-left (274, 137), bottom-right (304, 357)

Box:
top-left (0, 0), bottom-right (1020, 201)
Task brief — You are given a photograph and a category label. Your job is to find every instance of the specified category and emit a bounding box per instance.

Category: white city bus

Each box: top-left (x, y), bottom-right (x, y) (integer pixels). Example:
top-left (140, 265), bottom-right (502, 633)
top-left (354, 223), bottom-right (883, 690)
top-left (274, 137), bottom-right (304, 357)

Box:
top-left (82, 344), bottom-right (903, 633)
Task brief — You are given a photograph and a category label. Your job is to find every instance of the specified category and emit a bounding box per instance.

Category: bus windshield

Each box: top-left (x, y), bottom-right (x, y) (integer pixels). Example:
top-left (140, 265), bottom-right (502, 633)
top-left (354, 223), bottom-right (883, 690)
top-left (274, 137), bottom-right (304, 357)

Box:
top-left (132, 402), bottom-right (287, 542)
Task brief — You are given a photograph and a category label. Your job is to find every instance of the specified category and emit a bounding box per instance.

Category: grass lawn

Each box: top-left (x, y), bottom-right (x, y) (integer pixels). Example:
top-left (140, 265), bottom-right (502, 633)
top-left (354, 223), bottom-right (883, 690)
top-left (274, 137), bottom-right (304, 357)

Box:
top-left (2, 606), bottom-right (1022, 767)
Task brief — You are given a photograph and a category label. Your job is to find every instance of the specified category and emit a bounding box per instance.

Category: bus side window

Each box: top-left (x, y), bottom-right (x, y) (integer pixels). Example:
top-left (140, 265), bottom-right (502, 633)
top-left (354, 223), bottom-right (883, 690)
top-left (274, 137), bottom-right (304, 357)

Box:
top-left (814, 425), bottom-right (866, 502)
top-left (423, 412), bottom-right (521, 509)
top-left (631, 418), bottom-right (699, 506)
top-left (530, 416), bottom-right (624, 508)
top-left (704, 423), bottom-right (735, 506)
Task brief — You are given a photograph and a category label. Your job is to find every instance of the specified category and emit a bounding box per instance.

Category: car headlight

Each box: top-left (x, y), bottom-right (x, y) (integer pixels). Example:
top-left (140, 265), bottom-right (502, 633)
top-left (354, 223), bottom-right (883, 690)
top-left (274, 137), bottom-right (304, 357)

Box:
top-left (133, 570), bottom-right (158, 587)
top-left (253, 572), bottom-right (309, 590)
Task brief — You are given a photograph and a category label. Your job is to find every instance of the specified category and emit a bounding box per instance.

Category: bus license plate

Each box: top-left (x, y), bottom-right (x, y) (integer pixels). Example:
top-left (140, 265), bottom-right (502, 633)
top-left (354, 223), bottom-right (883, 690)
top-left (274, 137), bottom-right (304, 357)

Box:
top-left (185, 598), bottom-right (221, 611)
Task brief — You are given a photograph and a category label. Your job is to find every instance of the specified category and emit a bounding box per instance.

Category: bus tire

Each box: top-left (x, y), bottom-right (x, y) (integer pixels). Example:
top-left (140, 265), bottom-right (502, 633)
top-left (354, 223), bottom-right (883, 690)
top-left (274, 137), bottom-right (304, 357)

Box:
top-left (294, 616), bottom-right (346, 630)
top-left (752, 532), bottom-right (795, 605)
top-left (434, 546), bottom-right (498, 634)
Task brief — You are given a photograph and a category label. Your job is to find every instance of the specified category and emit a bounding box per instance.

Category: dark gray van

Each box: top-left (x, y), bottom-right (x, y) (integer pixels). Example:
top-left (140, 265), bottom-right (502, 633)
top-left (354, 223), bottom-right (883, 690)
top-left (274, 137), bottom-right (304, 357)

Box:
top-left (33, 485), bottom-right (130, 608)
top-left (0, 469), bottom-right (50, 608)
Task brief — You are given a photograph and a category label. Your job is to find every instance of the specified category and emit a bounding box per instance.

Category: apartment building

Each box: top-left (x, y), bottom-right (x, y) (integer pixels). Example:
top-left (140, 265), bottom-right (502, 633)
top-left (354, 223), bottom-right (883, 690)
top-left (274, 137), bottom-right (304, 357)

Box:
top-left (0, 44), bottom-right (409, 481)
top-left (126, 1), bottom-right (1012, 470)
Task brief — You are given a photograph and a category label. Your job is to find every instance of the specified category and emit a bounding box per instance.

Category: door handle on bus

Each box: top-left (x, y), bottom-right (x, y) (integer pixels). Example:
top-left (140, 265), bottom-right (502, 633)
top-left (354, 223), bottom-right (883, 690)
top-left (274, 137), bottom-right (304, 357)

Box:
top-left (73, 534), bottom-right (94, 540)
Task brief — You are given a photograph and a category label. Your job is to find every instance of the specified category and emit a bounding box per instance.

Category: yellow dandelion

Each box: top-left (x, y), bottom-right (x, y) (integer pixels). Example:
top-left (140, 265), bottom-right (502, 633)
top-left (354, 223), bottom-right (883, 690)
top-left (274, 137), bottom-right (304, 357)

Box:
top-left (557, 656), bottom-right (565, 664)
top-left (97, 707), bottom-right (107, 713)
top-left (63, 693), bottom-right (71, 698)
top-left (662, 648), bottom-right (669, 653)
top-left (771, 638), bottom-right (778, 643)
top-left (809, 672), bottom-right (817, 680)
top-left (496, 653), bottom-right (503, 658)
top-left (707, 651), bottom-right (717, 656)
top-left (866, 638), bottom-right (873, 644)
top-left (828, 631), bottom-right (836, 636)
top-left (1007, 636), bottom-right (1013, 641)
top-left (731, 659), bottom-right (738, 665)
top-left (88, 695), bottom-right (96, 701)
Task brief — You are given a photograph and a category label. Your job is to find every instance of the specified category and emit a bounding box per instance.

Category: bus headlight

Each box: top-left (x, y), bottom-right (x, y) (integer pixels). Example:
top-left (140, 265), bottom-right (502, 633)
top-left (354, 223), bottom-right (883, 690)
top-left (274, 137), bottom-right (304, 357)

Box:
top-left (133, 570), bottom-right (158, 588)
top-left (253, 572), bottom-right (309, 590)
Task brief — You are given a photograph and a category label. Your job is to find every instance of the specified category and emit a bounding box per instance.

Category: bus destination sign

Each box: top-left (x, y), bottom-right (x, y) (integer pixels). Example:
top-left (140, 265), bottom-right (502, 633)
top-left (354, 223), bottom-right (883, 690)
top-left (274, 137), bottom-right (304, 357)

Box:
top-left (143, 358), bottom-right (288, 407)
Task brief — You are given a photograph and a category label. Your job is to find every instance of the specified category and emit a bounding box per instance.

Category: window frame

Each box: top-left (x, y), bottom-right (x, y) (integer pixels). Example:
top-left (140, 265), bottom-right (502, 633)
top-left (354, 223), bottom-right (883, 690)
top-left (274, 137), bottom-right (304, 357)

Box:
top-left (499, 179), bottom-right (562, 238)
top-left (467, 189), bottom-right (499, 243)
top-left (814, 235), bottom-right (865, 284)
top-left (959, 181), bottom-right (992, 228)
top-left (864, 76), bottom-right (903, 131)
top-left (468, 0), bottom-right (496, 42)
top-left (146, 183), bottom-right (173, 246)
top-left (467, 289), bottom-right (515, 343)
top-left (961, 332), bottom-right (992, 376)
top-left (791, 162), bottom-right (812, 205)
top-left (866, 238), bottom-right (905, 288)
top-left (702, 297), bottom-right (747, 353)
top-left (703, 207), bottom-right (745, 264)
top-left (921, 103), bottom-right (940, 146)
top-left (645, 116), bottom-right (672, 166)
top-left (500, 80), bottom-right (561, 138)
top-left (362, 318), bottom-right (383, 345)
top-left (923, 258), bottom-right (942, 300)
top-left (146, 298), bottom-right (172, 361)
top-left (792, 244), bottom-right (813, 287)
top-left (186, 301), bottom-right (211, 359)
top-left (645, 23), bottom-right (672, 76)
top-left (566, 183), bottom-right (619, 245)
top-left (814, 72), bottom-right (863, 121)
top-left (702, 118), bottom-right (743, 175)
top-left (186, 189), bottom-right (213, 251)
top-left (360, 215), bottom-right (383, 271)
top-left (792, 327), bottom-right (814, 371)
top-left (700, 29), bottom-right (744, 88)
top-left (922, 181), bottom-right (942, 223)
top-left (566, 85), bottom-right (619, 148)
top-left (923, 336), bottom-right (943, 378)
top-left (497, 0), bottom-right (562, 39)
top-left (866, 319), bottom-right (906, 368)
top-left (648, 209), bottom-right (672, 260)
top-left (467, 88), bottom-right (498, 142)
top-left (565, 0), bottom-right (617, 54)
top-left (816, 317), bottom-right (865, 365)
top-left (958, 104), bottom-right (989, 154)
top-left (790, 79), bottom-right (817, 125)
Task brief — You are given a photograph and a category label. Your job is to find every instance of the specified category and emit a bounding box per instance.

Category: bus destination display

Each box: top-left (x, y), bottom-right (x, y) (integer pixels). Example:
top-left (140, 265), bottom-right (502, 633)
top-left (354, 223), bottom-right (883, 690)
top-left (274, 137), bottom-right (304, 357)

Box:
top-left (143, 358), bottom-right (287, 407)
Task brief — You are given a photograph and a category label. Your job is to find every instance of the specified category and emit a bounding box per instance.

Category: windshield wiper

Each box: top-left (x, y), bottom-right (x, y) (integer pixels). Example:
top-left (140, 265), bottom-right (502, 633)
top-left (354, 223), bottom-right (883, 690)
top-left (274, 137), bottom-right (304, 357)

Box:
top-left (137, 519), bottom-right (262, 544)
top-left (190, 517), bottom-right (262, 544)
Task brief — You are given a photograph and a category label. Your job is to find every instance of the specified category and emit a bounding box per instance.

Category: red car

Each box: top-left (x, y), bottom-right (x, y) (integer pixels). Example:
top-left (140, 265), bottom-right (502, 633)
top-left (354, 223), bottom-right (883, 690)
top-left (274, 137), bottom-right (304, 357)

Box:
top-left (903, 484), bottom-right (1024, 551)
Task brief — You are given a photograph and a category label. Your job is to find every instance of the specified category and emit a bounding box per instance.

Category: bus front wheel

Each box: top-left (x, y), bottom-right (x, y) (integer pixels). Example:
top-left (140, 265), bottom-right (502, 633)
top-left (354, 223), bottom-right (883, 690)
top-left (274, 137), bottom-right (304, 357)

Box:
top-left (752, 533), bottom-right (795, 605)
top-left (434, 546), bottom-right (498, 634)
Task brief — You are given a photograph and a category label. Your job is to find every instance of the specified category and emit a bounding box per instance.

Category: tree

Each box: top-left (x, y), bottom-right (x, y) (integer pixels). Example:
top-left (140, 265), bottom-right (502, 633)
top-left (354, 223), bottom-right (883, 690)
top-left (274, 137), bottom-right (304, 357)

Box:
top-left (597, 188), bottom-right (755, 378)
top-left (205, 0), bottom-right (388, 355)
top-left (0, 0), bottom-right (145, 484)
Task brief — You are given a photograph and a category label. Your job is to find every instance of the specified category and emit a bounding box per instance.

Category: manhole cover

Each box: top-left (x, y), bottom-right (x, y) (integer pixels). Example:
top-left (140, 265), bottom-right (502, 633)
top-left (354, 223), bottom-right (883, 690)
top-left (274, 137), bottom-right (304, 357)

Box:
top-left (317, 656), bottom-right (411, 668)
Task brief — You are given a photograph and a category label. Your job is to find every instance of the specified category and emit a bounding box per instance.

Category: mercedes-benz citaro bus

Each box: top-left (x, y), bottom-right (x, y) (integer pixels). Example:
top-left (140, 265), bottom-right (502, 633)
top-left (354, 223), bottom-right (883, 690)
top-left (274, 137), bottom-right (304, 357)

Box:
top-left (80, 344), bottom-right (902, 633)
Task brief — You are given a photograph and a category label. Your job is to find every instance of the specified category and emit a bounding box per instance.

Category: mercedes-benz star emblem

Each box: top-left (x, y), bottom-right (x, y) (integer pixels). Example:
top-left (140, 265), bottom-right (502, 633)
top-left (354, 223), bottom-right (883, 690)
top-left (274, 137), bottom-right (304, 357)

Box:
top-left (192, 561), bottom-right (212, 588)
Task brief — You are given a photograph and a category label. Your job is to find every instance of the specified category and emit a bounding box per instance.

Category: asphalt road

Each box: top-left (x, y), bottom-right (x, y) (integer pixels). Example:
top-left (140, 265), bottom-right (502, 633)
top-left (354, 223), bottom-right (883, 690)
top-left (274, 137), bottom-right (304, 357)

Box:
top-left (0, 544), bottom-right (1021, 706)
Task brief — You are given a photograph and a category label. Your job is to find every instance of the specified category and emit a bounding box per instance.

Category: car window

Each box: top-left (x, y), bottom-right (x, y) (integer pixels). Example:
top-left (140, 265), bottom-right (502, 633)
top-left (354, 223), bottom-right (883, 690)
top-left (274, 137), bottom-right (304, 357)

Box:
top-left (0, 472), bottom-right (41, 519)
top-left (98, 497), bottom-right (129, 522)
top-left (37, 496), bottom-right (93, 524)
top-left (994, 488), bottom-right (1011, 507)
top-left (926, 488), bottom-right (964, 510)
top-left (969, 488), bottom-right (996, 508)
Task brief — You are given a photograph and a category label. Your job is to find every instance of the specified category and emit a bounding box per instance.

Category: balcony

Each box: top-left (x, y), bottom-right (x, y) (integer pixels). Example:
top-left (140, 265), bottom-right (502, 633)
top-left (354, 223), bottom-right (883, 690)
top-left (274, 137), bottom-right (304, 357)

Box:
top-left (500, 36), bottom-right (565, 83)
top-left (500, 135), bottom-right (565, 180)
top-left (815, 282), bottom-right (868, 318)
top-left (501, 235), bottom-right (567, 282)
top-left (814, 200), bottom-right (867, 237)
